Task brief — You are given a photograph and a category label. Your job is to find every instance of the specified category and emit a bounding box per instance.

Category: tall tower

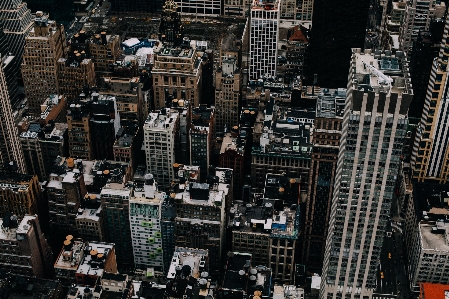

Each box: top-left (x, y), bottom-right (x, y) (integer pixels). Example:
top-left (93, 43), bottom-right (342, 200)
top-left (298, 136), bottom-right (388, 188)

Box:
top-left (249, 0), bottom-right (280, 80)
top-left (22, 12), bottom-right (67, 115)
top-left (412, 18), bottom-right (449, 184)
top-left (306, 0), bottom-right (369, 88)
top-left (321, 49), bottom-right (412, 299)
top-left (0, 65), bottom-right (25, 172)
top-left (0, 0), bottom-right (33, 88)
top-left (159, 0), bottom-right (184, 46)
top-left (0, 20), bottom-right (20, 109)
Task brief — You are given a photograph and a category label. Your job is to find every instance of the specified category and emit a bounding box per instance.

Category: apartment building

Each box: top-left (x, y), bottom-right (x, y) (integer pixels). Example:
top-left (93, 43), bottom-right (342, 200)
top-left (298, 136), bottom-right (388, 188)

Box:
top-left (152, 39), bottom-right (202, 109)
top-left (302, 89), bottom-right (344, 272)
top-left (0, 215), bottom-right (53, 278)
top-left (144, 109), bottom-right (180, 190)
top-left (190, 106), bottom-right (214, 180)
top-left (21, 12), bottom-right (66, 115)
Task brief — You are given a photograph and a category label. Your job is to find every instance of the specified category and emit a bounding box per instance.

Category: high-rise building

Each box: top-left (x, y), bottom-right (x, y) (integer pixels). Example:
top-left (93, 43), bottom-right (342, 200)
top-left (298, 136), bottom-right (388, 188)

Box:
top-left (159, 0), bottom-right (184, 46)
top-left (171, 168), bottom-right (231, 277)
top-left (297, 0), bottom-right (314, 21)
top-left (301, 88), bottom-right (344, 273)
top-left (101, 183), bottom-right (134, 265)
top-left (249, 0), bottom-right (280, 80)
top-left (21, 12), bottom-right (66, 115)
top-left (0, 65), bottom-right (25, 172)
top-left (25, 0), bottom-right (74, 28)
top-left (130, 174), bottom-right (166, 271)
top-left (306, 0), bottom-right (369, 88)
top-left (152, 38), bottom-right (202, 109)
top-left (0, 172), bottom-right (42, 219)
top-left (215, 55), bottom-right (242, 134)
top-left (0, 21), bottom-right (20, 109)
top-left (0, 0), bottom-right (33, 86)
top-left (143, 109), bottom-right (180, 190)
top-left (412, 18), bottom-right (449, 184)
top-left (320, 48), bottom-right (412, 298)
top-left (66, 92), bottom-right (92, 160)
top-left (190, 106), bottom-right (214, 180)
top-left (57, 53), bottom-right (96, 102)
top-left (174, 0), bottom-right (221, 16)
top-left (223, 0), bottom-right (252, 17)
top-left (398, 0), bottom-right (445, 54)
top-left (0, 215), bottom-right (53, 278)
top-left (47, 157), bottom-right (87, 232)
top-left (75, 195), bottom-right (103, 242)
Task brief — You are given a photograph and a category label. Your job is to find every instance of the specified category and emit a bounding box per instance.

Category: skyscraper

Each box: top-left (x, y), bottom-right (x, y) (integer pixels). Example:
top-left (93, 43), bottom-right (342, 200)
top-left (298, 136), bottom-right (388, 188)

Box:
top-left (24, 0), bottom-right (74, 28)
top-left (321, 48), bottom-right (412, 298)
top-left (249, 0), bottom-right (280, 80)
top-left (306, 0), bottom-right (369, 88)
top-left (0, 64), bottom-right (25, 172)
top-left (22, 12), bottom-right (66, 115)
top-left (412, 18), bottom-right (449, 184)
top-left (0, 0), bottom-right (33, 87)
top-left (0, 21), bottom-right (20, 108)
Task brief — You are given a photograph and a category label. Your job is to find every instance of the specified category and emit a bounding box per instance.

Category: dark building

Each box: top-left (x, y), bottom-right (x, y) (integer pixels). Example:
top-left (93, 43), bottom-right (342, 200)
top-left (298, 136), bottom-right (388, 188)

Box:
top-left (159, 0), bottom-right (184, 46)
top-left (306, 0), bottom-right (370, 88)
top-left (90, 94), bottom-right (121, 161)
top-left (0, 273), bottom-right (63, 299)
top-left (301, 88), bottom-right (344, 273)
top-left (110, 0), bottom-right (163, 13)
top-left (25, 0), bottom-right (74, 28)
top-left (409, 20), bottom-right (445, 119)
top-left (0, 21), bottom-right (20, 109)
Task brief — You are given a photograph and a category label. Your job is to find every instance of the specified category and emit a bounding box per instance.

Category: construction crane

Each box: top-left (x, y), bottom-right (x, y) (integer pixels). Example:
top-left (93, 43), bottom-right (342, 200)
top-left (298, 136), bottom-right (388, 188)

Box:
top-left (362, 61), bottom-right (393, 86)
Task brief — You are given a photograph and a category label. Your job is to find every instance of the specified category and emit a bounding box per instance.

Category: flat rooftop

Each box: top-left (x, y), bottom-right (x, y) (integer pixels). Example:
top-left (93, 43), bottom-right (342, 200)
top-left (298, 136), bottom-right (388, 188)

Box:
top-left (144, 109), bottom-right (179, 131)
top-left (420, 222), bottom-right (449, 252)
top-left (166, 248), bottom-right (208, 280)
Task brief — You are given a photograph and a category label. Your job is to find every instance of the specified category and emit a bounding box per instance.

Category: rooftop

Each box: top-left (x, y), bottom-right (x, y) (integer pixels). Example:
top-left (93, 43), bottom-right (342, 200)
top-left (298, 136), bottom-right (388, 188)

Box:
top-left (419, 282), bottom-right (449, 299)
top-left (144, 109), bottom-right (179, 131)
top-left (54, 238), bottom-right (85, 271)
top-left (76, 242), bottom-right (115, 277)
top-left (167, 247), bottom-right (208, 280)
top-left (419, 221), bottom-right (449, 252)
top-left (220, 133), bottom-right (246, 156)
top-left (316, 88), bottom-right (346, 119)
top-left (0, 215), bottom-right (36, 241)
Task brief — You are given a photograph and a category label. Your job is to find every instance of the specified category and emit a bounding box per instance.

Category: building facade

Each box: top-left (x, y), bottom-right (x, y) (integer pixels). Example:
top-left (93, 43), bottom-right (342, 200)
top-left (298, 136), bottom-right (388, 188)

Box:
top-left (320, 49), bottom-right (412, 299)
top-left (57, 55), bottom-right (96, 102)
top-left (302, 89), bottom-right (344, 272)
top-left (144, 109), bottom-right (180, 190)
top-left (249, 0), bottom-right (280, 80)
top-left (190, 106), bottom-right (214, 180)
top-left (21, 12), bottom-right (66, 115)
top-left (412, 18), bottom-right (449, 184)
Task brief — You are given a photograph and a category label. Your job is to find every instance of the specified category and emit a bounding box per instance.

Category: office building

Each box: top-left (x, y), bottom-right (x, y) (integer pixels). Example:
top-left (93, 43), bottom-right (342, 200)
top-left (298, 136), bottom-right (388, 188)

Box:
top-left (152, 38), bottom-right (202, 109)
top-left (190, 106), bottom-right (214, 180)
top-left (175, 0), bottom-right (221, 16)
top-left (90, 94), bottom-right (121, 161)
top-left (70, 31), bottom-right (120, 84)
top-left (0, 21), bottom-right (20, 109)
top-left (0, 215), bottom-right (53, 278)
top-left (66, 91), bottom-right (92, 160)
top-left (21, 12), bottom-right (66, 115)
top-left (0, 172), bottom-right (42, 219)
top-left (129, 174), bottom-right (166, 271)
top-left (0, 0), bottom-right (33, 86)
top-left (249, 0), bottom-right (280, 80)
top-left (100, 77), bottom-right (147, 126)
top-left (47, 157), bottom-right (88, 232)
top-left (229, 174), bottom-right (301, 283)
top-left (159, 0), bottom-right (184, 46)
top-left (144, 109), bottom-right (180, 190)
top-left (39, 122), bottom-right (69, 178)
top-left (219, 132), bottom-right (247, 201)
top-left (306, 0), bottom-right (369, 88)
top-left (412, 18), bottom-right (449, 184)
top-left (0, 65), bottom-right (25, 172)
top-left (215, 55), bottom-right (242, 134)
top-left (302, 89), bottom-right (344, 272)
top-left (297, 0), bottom-right (314, 21)
top-left (101, 183), bottom-right (134, 265)
top-left (399, 0), bottom-right (444, 54)
top-left (223, 0), bottom-right (252, 17)
top-left (320, 48), bottom-right (412, 298)
top-left (57, 53), bottom-right (96, 102)
top-left (251, 99), bottom-right (312, 192)
top-left (171, 167), bottom-right (231, 277)
top-left (76, 194), bottom-right (103, 242)
top-left (283, 25), bottom-right (308, 84)
top-left (113, 125), bottom-right (141, 176)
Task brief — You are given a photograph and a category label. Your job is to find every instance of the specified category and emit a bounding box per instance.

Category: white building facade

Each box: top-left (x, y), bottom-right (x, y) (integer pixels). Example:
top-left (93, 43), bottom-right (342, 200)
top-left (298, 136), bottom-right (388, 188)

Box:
top-left (249, 0), bottom-right (280, 80)
top-left (320, 49), bottom-right (413, 299)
